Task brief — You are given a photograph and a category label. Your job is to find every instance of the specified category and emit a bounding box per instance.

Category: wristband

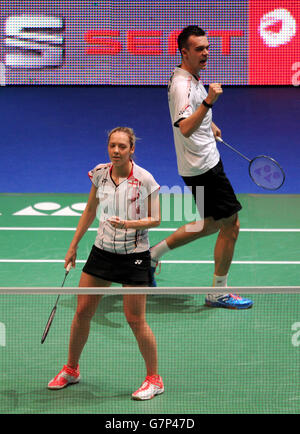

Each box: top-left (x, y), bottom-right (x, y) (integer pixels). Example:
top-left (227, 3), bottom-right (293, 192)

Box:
top-left (202, 100), bottom-right (213, 109)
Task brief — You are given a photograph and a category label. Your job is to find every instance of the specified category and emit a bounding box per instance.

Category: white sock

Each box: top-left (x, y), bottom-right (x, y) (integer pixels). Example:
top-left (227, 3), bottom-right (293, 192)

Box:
top-left (150, 240), bottom-right (170, 266)
top-left (206, 274), bottom-right (228, 298)
top-left (212, 274), bottom-right (228, 287)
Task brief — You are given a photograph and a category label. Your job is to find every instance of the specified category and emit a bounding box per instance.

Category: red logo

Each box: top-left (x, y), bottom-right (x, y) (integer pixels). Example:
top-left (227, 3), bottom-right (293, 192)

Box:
top-left (259, 8), bottom-right (296, 47)
top-left (249, 0), bottom-right (300, 84)
top-left (84, 30), bottom-right (244, 56)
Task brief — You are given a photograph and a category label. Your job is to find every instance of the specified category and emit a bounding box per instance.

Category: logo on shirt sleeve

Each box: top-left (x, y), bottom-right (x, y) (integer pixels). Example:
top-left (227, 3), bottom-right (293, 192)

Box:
top-left (178, 104), bottom-right (191, 116)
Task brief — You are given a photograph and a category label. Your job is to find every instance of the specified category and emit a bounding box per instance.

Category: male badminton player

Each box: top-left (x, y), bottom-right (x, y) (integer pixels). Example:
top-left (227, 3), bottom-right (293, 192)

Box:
top-left (48, 127), bottom-right (164, 400)
top-left (150, 26), bottom-right (253, 309)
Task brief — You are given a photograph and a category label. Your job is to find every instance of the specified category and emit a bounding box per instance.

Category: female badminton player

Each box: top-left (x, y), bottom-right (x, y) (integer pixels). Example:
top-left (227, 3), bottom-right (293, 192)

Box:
top-left (48, 127), bottom-right (164, 400)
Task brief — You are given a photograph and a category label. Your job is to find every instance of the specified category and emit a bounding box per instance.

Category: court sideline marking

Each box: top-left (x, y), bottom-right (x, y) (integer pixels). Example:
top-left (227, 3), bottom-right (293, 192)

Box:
top-left (0, 259), bottom-right (299, 265)
top-left (1, 227), bottom-right (299, 264)
top-left (0, 227), bottom-right (300, 232)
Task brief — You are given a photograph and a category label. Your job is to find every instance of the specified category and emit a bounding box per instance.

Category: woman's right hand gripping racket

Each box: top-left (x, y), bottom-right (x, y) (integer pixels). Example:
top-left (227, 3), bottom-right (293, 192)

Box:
top-left (41, 263), bottom-right (72, 344)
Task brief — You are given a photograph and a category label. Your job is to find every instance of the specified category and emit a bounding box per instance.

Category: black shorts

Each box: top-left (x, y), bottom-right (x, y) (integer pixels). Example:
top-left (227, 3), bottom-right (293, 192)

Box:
top-left (82, 245), bottom-right (151, 286)
top-left (182, 159), bottom-right (242, 221)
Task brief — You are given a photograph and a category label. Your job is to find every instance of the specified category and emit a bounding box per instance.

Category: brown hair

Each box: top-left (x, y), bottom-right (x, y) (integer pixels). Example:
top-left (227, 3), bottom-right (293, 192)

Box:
top-left (107, 127), bottom-right (137, 149)
top-left (178, 25), bottom-right (206, 55)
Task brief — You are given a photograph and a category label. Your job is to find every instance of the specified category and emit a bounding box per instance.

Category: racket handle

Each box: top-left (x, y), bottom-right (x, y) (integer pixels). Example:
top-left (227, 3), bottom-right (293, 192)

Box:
top-left (66, 262), bottom-right (72, 273)
top-left (215, 136), bottom-right (251, 162)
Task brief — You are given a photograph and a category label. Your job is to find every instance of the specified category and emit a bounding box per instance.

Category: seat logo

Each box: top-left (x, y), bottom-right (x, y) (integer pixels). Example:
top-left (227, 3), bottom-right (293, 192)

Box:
top-left (4, 16), bottom-right (64, 68)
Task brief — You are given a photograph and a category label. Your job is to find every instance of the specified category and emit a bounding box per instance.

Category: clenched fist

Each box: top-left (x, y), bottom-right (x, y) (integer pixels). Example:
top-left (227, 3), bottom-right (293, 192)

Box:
top-left (206, 83), bottom-right (223, 105)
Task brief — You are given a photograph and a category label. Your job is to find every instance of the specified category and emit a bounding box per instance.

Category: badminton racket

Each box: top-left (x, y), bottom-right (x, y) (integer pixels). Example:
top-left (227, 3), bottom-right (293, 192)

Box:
top-left (41, 262), bottom-right (72, 344)
top-left (216, 136), bottom-right (285, 190)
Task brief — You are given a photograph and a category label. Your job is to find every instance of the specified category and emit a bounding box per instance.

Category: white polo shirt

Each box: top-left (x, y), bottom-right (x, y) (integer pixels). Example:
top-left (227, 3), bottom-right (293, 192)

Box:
top-left (88, 161), bottom-right (160, 254)
top-left (168, 66), bottom-right (220, 176)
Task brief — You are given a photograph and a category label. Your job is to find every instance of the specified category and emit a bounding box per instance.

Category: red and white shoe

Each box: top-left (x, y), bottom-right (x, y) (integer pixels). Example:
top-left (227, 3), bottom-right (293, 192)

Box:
top-left (132, 375), bottom-right (164, 400)
top-left (48, 365), bottom-right (80, 390)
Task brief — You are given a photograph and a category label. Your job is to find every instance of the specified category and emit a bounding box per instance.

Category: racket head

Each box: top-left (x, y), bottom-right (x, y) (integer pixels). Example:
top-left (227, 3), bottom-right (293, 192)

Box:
top-left (249, 155), bottom-right (285, 190)
top-left (41, 306), bottom-right (57, 344)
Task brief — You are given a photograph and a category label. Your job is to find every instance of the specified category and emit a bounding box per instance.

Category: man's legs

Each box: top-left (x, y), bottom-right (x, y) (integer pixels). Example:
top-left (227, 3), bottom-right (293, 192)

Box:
top-left (214, 213), bottom-right (240, 278)
top-left (152, 214), bottom-right (239, 278)
top-left (150, 213), bottom-right (253, 309)
top-left (150, 217), bottom-right (219, 267)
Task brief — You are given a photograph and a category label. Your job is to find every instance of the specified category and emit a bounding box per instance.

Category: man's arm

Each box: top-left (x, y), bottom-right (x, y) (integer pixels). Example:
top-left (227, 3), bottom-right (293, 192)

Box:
top-left (179, 83), bottom-right (223, 138)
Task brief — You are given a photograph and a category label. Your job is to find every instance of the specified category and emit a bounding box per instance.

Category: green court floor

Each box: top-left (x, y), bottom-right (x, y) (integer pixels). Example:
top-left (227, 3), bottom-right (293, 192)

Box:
top-left (1, 293), bottom-right (300, 414)
top-left (0, 193), bottom-right (300, 413)
top-left (1, 193), bottom-right (300, 287)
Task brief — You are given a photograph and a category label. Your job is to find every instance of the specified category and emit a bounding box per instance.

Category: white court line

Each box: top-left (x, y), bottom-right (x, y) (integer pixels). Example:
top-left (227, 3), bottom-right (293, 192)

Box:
top-left (0, 259), bottom-right (299, 265)
top-left (0, 227), bottom-right (300, 232)
top-left (0, 228), bottom-right (299, 264)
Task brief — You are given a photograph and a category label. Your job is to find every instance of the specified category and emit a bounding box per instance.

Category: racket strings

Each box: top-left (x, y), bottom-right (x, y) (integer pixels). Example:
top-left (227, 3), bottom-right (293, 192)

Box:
top-left (249, 156), bottom-right (285, 190)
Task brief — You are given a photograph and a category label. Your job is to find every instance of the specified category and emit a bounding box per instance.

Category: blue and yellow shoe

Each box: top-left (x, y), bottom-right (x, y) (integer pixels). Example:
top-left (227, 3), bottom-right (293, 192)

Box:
top-left (205, 293), bottom-right (253, 309)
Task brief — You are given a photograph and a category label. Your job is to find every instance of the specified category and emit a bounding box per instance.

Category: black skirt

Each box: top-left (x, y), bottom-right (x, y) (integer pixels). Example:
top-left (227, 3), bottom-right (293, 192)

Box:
top-left (82, 245), bottom-right (151, 285)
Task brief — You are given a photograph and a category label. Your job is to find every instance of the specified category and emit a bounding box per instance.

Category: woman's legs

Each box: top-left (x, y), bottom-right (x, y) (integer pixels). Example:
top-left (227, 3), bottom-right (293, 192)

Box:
top-left (123, 292), bottom-right (158, 377)
top-left (67, 272), bottom-right (111, 369)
